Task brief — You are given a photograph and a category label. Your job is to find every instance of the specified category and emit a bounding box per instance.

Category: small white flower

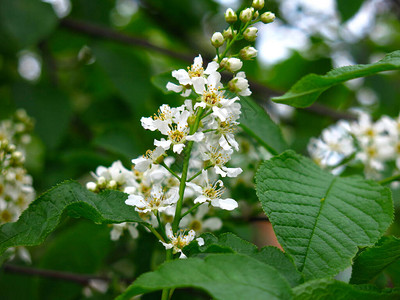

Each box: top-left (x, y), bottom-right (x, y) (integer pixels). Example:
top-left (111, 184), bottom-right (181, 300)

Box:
top-left (167, 55), bottom-right (219, 97)
top-left (187, 170), bottom-right (238, 211)
top-left (201, 145), bottom-right (242, 177)
top-left (160, 223), bottom-right (199, 258)
top-left (211, 32), bottom-right (224, 48)
top-left (110, 222), bottom-right (139, 241)
top-left (180, 204), bottom-right (223, 233)
top-left (125, 184), bottom-right (179, 214)
top-left (132, 146), bottom-right (165, 172)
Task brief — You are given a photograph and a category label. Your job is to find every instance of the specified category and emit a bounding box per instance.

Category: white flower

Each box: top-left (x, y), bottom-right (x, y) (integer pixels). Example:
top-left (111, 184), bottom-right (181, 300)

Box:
top-left (110, 222), bottom-right (139, 241)
top-left (160, 223), bottom-right (202, 258)
top-left (141, 104), bottom-right (176, 134)
top-left (201, 145), bottom-right (242, 177)
top-left (89, 161), bottom-right (136, 191)
top-left (154, 109), bottom-right (204, 154)
top-left (211, 32), bottom-right (224, 48)
top-left (228, 72), bottom-right (251, 96)
top-left (132, 147), bottom-right (165, 172)
top-left (167, 55), bottom-right (219, 97)
top-left (125, 184), bottom-right (179, 214)
top-left (180, 204), bottom-right (223, 233)
top-left (187, 170), bottom-right (238, 211)
top-left (308, 121), bottom-right (354, 168)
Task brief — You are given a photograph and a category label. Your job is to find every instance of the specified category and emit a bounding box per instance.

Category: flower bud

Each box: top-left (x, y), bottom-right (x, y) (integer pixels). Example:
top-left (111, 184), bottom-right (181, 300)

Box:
top-left (97, 176), bottom-right (106, 185)
top-left (108, 180), bottom-right (117, 189)
top-left (225, 58), bottom-right (243, 72)
top-left (243, 27), bottom-right (258, 42)
top-left (252, 11), bottom-right (259, 20)
top-left (228, 72), bottom-right (251, 96)
top-left (220, 57), bottom-right (228, 68)
top-left (86, 182), bottom-right (97, 192)
top-left (211, 32), bottom-right (225, 48)
top-left (239, 8), bottom-right (254, 23)
top-left (252, 0), bottom-right (264, 10)
top-left (225, 8), bottom-right (237, 23)
top-left (261, 12), bottom-right (275, 24)
top-left (223, 27), bottom-right (236, 39)
top-left (240, 46), bottom-right (258, 60)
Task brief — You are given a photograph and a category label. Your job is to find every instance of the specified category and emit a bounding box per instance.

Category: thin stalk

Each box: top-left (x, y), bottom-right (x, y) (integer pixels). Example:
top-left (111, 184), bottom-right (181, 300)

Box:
top-left (187, 165), bottom-right (213, 182)
top-left (180, 203), bottom-right (202, 219)
top-left (172, 108), bottom-right (204, 233)
top-left (141, 223), bottom-right (165, 243)
top-left (161, 249), bottom-right (173, 299)
top-left (160, 162), bottom-right (181, 180)
top-left (156, 211), bottom-right (167, 240)
top-left (378, 174), bottom-right (400, 185)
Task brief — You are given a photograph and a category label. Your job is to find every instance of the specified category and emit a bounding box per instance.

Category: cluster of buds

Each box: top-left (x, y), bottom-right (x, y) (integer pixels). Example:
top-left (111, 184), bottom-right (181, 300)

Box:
top-left (0, 110), bottom-right (35, 263)
top-left (210, 0), bottom-right (275, 78)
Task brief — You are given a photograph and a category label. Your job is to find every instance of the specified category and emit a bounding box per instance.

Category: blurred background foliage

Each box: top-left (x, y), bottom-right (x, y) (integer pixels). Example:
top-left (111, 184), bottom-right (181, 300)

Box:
top-left (1, 0), bottom-right (400, 298)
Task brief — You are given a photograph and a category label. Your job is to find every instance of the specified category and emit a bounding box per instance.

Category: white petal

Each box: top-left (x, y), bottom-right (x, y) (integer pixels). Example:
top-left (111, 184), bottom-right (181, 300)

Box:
top-left (203, 217), bottom-right (223, 231)
top-left (192, 77), bottom-right (206, 94)
top-left (172, 69), bottom-right (191, 85)
top-left (212, 106), bottom-right (228, 121)
top-left (194, 194), bottom-right (208, 204)
top-left (186, 182), bottom-right (203, 194)
top-left (132, 157), bottom-right (151, 172)
top-left (218, 198), bottom-right (238, 211)
top-left (223, 166), bottom-right (243, 178)
top-left (204, 61), bottom-right (219, 74)
top-left (219, 135), bottom-right (231, 150)
top-left (173, 143), bottom-right (185, 154)
top-left (154, 139), bottom-right (172, 150)
top-left (196, 237), bottom-right (205, 246)
top-left (193, 55), bottom-right (203, 68)
top-left (194, 102), bottom-right (206, 110)
top-left (214, 165), bottom-right (227, 177)
top-left (166, 82), bottom-right (183, 93)
top-left (165, 223), bottom-right (174, 239)
top-left (141, 117), bottom-right (157, 131)
top-left (187, 132), bottom-right (204, 142)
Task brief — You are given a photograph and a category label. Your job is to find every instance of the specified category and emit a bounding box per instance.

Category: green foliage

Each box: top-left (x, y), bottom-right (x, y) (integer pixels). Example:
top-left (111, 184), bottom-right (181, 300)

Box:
top-left (0, 181), bottom-right (143, 256)
top-left (351, 236), bottom-right (400, 284)
top-left (185, 232), bottom-right (303, 287)
top-left (256, 150), bottom-right (393, 280)
top-left (293, 278), bottom-right (400, 300)
top-left (239, 97), bottom-right (288, 154)
top-left (0, 0), bottom-right (57, 49)
top-left (336, 0), bottom-right (365, 23)
top-left (272, 51), bottom-right (400, 108)
top-left (117, 254), bottom-right (293, 300)
top-left (35, 221), bottom-right (112, 300)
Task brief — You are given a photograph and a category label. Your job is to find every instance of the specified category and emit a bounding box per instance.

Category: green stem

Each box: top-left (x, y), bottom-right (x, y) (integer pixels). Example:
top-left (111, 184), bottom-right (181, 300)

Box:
top-left (156, 211), bottom-right (167, 240)
top-left (187, 165), bottom-right (213, 182)
top-left (172, 108), bottom-right (204, 233)
top-left (180, 203), bottom-right (202, 219)
top-left (378, 174), bottom-right (400, 185)
top-left (160, 162), bottom-right (181, 180)
top-left (142, 223), bottom-right (165, 243)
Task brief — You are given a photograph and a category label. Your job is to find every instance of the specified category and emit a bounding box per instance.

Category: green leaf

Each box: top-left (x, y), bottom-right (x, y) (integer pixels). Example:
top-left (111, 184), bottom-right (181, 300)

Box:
top-left (35, 221), bottom-right (112, 300)
top-left (293, 278), bottom-right (400, 300)
top-left (117, 254), bottom-right (292, 300)
top-left (92, 43), bottom-right (151, 114)
top-left (336, 0), bottom-right (364, 23)
top-left (239, 97), bottom-right (288, 154)
top-left (252, 246), bottom-right (303, 287)
top-left (0, 0), bottom-right (57, 48)
top-left (185, 233), bottom-right (302, 287)
top-left (0, 181), bottom-right (143, 256)
top-left (151, 71), bottom-right (176, 94)
top-left (351, 236), bottom-right (400, 284)
top-left (256, 150), bottom-right (393, 280)
top-left (272, 51), bottom-right (400, 108)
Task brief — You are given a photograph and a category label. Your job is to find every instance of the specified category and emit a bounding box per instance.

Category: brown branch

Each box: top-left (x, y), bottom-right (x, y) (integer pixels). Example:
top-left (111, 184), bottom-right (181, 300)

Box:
top-left (60, 18), bottom-right (194, 63)
top-left (2, 264), bottom-right (110, 285)
top-left (59, 18), bottom-right (357, 121)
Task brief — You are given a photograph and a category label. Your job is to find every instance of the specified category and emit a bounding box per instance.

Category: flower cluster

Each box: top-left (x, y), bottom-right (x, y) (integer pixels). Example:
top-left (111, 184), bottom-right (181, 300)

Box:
top-left (308, 110), bottom-right (400, 178)
top-left (0, 109), bottom-right (35, 263)
top-left (87, 0), bottom-right (275, 257)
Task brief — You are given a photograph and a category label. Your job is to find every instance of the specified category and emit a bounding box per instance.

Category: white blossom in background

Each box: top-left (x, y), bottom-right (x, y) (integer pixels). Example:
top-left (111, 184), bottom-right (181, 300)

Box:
top-left (0, 110), bottom-right (35, 264)
top-left (308, 110), bottom-right (400, 178)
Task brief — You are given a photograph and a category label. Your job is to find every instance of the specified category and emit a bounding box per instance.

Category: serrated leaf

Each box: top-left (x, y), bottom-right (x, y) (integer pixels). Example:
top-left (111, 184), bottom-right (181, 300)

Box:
top-left (256, 150), bottom-right (393, 280)
top-left (185, 232), bottom-right (302, 287)
top-left (351, 236), bottom-right (400, 284)
top-left (117, 254), bottom-right (292, 300)
top-left (0, 181), bottom-right (143, 256)
top-left (336, 0), bottom-right (365, 23)
top-left (293, 278), bottom-right (400, 300)
top-left (239, 97), bottom-right (288, 154)
top-left (272, 51), bottom-right (400, 108)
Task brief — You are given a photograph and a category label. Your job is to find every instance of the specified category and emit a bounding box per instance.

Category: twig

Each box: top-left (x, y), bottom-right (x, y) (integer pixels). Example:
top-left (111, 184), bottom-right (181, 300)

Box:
top-left (2, 263), bottom-right (110, 285)
top-left (38, 40), bottom-right (59, 86)
top-left (60, 18), bottom-right (194, 63)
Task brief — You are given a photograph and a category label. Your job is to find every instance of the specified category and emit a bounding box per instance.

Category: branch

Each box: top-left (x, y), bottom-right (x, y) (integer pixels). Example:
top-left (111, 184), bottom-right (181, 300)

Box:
top-left (59, 18), bottom-right (194, 62)
top-left (59, 18), bottom-right (357, 121)
top-left (2, 264), bottom-right (111, 285)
